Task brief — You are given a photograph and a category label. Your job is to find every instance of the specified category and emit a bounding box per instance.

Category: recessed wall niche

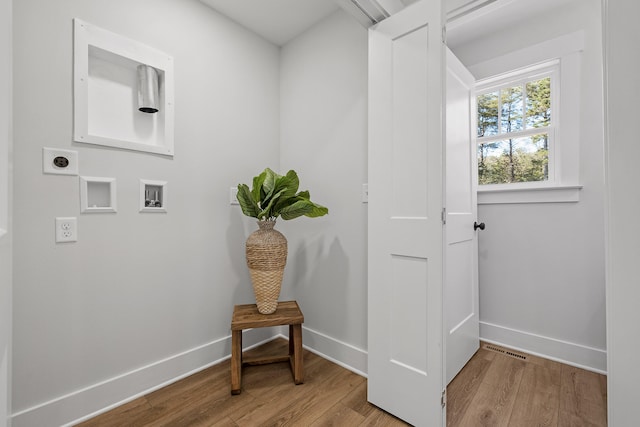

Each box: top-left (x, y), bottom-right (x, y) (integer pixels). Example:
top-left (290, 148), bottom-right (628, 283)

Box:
top-left (140, 179), bottom-right (167, 213)
top-left (73, 19), bottom-right (175, 156)
top-left (80, 176), bottom-right (117, 213)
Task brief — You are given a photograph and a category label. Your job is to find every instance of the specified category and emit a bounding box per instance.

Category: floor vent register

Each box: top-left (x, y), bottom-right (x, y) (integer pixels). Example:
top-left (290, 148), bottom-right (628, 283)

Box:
top-left (483, 343), bottom-right (528, 361)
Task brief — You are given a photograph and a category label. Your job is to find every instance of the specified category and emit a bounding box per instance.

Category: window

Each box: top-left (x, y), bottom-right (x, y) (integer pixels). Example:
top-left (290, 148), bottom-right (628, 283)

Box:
top-left (468, 31), bottom-right (585, 204)
top-left (476, 61), bottom-right (557, 186)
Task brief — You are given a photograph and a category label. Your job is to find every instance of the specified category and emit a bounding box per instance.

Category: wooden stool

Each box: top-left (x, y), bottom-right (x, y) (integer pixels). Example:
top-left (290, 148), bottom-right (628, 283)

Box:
top-left (230, 300), bottom-right (304, 395)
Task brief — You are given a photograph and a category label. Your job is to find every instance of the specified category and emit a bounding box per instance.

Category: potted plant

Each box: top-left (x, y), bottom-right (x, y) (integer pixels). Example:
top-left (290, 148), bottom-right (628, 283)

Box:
top-left (237, 168), bottom-right (328, 314)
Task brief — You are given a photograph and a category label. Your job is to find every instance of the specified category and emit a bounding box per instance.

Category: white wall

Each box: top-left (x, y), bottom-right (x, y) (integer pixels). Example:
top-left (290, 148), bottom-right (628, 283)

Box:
top-left (450, 0), bottom-right (606, 371)
top-left (280, 10), bottom-right (369, 373)
top-left (1, 0), bottom-right (13, 424)
top-left (603, 0), bottom-right (640, 424)
top-left (12, 1), bottom-right (280, 425)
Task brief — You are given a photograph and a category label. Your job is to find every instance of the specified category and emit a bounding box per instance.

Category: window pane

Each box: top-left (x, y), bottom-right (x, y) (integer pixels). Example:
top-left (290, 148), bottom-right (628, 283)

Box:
top-left (526, 77), bottom-right (551, 128)
top-left (477, 91), bottom-right (499, 137)
top-left (500, 86), bottom-right (523, 132)
top-left (477, 133), bottom-right (549, 185)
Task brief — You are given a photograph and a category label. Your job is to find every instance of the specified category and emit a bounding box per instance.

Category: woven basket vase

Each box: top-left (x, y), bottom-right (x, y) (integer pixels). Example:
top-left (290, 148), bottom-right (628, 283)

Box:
top-left (245, 220), bottom-right (288, 314)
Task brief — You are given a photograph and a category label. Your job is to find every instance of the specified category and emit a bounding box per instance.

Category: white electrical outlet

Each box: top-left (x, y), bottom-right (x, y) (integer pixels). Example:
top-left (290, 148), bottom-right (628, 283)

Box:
top-left (55, 217), bottom-right (77, 243)
top-left (43, 148), bottom-right (79, 176)
top-left (230, 187), bottom-right (239, 205)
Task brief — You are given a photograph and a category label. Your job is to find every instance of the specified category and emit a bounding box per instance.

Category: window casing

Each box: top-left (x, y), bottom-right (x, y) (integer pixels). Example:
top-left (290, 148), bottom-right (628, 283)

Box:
top-left (468, 31), bottom-right (585, 204)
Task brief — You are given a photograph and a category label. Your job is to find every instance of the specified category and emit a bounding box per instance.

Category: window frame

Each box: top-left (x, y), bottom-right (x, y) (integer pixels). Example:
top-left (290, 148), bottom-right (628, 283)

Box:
top-left (476, 61), bottom-right (559, 188)
top-left (468, 31), bottom-right (585, 204)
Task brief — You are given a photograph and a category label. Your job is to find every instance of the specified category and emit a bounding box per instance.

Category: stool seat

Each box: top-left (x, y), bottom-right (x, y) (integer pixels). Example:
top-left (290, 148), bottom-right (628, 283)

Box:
top-left (230, 300), bottom-right (304, 395)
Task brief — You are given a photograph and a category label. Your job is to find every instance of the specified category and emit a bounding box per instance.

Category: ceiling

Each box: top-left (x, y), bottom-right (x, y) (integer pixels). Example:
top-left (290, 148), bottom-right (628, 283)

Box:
top-left (199, 0), bottom-right (340, 46)
top-left (199, 0), bottom-right (580, 47)
top-left (446, 0), bottom-right (580, 48)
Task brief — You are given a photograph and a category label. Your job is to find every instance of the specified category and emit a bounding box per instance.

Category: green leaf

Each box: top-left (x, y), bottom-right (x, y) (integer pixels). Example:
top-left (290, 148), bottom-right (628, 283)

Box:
top-left (272, 197), bottom-right (297, 218)
top-left (279, 200), bottom-right (314, 220)
top-left (296, 190), bottom-right (310, 200)
top-left (270, 172), bottom-right (301, 215)
top-left (251, 172), bottom-right (267, 204)
top-left (236, 184), bottom-right (260, 218)
top-left (274, 171), bottom-right (300, 198)
top-left (261, 168), bottom-right (280, 202)
top-left (304, 202), bottom-right (329, 218)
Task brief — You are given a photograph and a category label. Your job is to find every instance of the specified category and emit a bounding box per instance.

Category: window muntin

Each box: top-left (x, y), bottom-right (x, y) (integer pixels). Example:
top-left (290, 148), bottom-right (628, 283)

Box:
top-left (476, 63), bottom-right (557, 186)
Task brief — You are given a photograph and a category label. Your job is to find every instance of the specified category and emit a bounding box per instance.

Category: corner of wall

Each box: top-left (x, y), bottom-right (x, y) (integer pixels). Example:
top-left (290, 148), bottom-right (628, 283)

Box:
top-left (1, 0), bottom-right (13, 424)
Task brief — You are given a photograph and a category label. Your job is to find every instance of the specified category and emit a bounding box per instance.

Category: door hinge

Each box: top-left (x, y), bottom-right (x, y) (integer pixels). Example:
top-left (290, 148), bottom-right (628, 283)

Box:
top-left (441, 207), bottom-right (446, 225)
top-left (442, 26), bottom-right (447, 44)
top-left (441, 389), bottom-right (447, 408)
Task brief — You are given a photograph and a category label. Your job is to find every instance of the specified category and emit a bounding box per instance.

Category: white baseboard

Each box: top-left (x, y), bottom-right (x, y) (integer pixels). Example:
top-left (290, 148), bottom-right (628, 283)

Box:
top-left (298, 326), bottom-right (368, 377)
top-left (11, 327), bottom-right (280, 427)
top-left (480, 321), bottom-right (607, 374)
top-left (11, 325), bottom-right (369, 427)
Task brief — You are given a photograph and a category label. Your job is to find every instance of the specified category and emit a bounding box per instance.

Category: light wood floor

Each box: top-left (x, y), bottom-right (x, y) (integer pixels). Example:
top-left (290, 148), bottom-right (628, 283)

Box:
top-left (77, 339), bottom-right (607, 426)
top-left (447, 343), bottom-right (607, 426)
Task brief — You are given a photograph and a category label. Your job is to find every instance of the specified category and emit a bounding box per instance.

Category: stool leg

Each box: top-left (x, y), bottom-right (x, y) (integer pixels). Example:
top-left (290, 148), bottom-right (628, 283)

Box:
top-left (231, 330), bottom-right (242, 394)
top-left (292, 324), bottom-right (303, 384)
top-left (289, 324), bottom-right (294, 356)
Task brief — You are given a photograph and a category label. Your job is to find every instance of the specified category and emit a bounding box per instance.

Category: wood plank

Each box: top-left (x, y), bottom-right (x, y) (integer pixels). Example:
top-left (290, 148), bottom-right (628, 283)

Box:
top-left (361, 408), bottom-right (410, 426)
top-left (558, 409), bottom-right (605, 427)
top-left (447, 349), bottom-right (493, 426)
top-left (309, 402), bottom-right (366, 426)
top-left (231, 357), bottom-right (347, 425)
top-left (559, 365), bottom-right (607, 427)
top-left (525, 352), bottom-right (563, 377)
top-left (480, 347), bottom-right (496, 361)
top-left (481, 352), bottom-right (526, 388)
top-left (243, 355), bottom-right (290, 365)
top-left (508, 363), bottom-right (560, 427)
top-left (599, 371), bottom-right (608, 412)
top-left (277, 370), bottom-right (365, 425)
top-left (231, 330), bottom-right (241, 394)
top-left (341, 380), bottom-right (377, 419)
top-left (208, 417), bottom-right (239, 427)
top-left (149, 391), bottom-right (255, 427)
top-left (75, 397), bottom-right (152, 427)
top-left (144, 364), bottom-right (250, 426)
top-left (292, 323), bottom-right (303, 384)
top-left (457, 354), bottom-right (526, 427)
top-left (231, 301), bottom-right (303, 330)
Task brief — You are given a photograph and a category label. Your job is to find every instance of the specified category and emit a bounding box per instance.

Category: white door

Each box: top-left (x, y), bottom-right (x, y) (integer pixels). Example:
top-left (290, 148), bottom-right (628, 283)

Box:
top-left (445, 48), bottom-right (480, 384)
top-left (368, 1), bottom-right (445, 426)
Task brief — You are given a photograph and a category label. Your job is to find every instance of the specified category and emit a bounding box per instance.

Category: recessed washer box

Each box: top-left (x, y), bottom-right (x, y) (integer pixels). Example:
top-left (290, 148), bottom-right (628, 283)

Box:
top-left (140, 179), bottom-right (167, 213)
top-left (73, 19), bottom-right (174, 156)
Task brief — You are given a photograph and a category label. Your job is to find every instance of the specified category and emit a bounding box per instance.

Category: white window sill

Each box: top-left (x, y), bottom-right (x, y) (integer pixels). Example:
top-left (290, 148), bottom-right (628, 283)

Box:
top-left (478, 185), bottom-right (583, 205)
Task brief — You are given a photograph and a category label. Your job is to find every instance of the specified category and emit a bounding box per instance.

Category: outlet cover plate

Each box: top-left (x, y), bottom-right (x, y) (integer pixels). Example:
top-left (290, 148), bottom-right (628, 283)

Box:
top-left (55, 217), bottom-right (78, 243)
top-left (43, 148), bottom-right (79, 176)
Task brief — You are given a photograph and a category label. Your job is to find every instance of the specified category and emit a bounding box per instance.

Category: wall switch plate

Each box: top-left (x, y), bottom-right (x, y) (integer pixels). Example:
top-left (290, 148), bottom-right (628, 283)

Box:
top-left (55, 217), bottom-right (77, 243)
top-left (43, 148), bottom-right (79, 176)
top-left (230, 187), bottom-right (239, 205)
top-left (362, 183), bottom-right (369, 203)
